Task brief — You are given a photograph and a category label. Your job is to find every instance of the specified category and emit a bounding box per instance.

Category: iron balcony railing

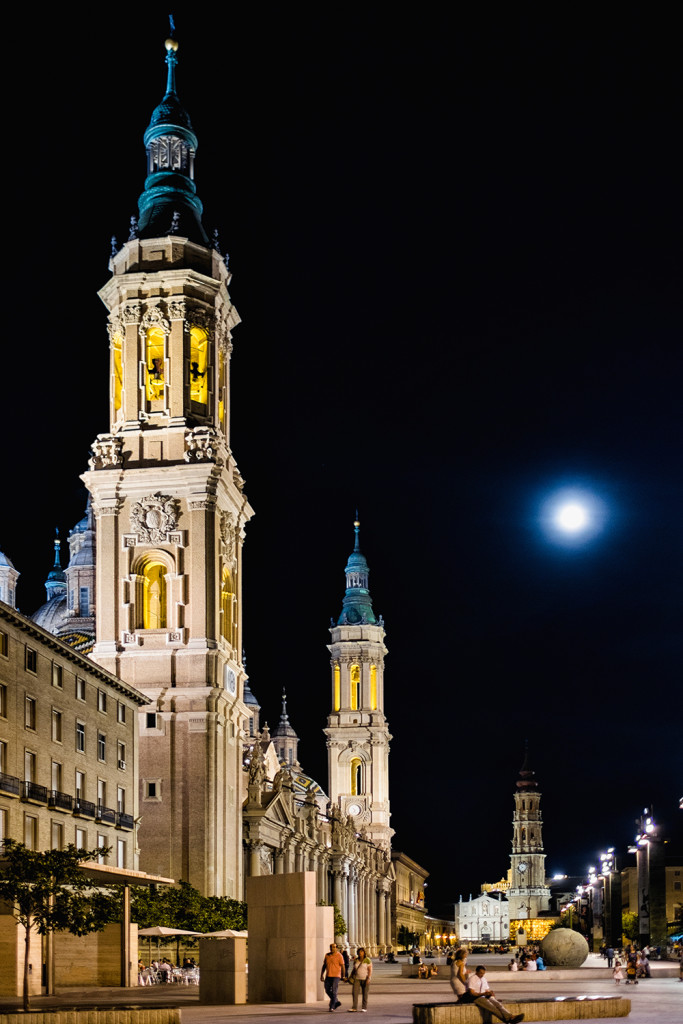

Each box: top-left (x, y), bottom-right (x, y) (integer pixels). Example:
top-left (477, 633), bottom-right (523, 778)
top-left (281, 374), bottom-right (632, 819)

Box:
top-left (48, 790), bottom-right (74, 812)
top-left (96, 805), bottom-right (117, 825)
top-left (117, 812), bottom-right (135, 830)
top-left (74, 798), bottom-right (96, 819)
top-left (0, 772), bottom-right (21, 796)
top-left (23, 781), bottom-right (48, 803)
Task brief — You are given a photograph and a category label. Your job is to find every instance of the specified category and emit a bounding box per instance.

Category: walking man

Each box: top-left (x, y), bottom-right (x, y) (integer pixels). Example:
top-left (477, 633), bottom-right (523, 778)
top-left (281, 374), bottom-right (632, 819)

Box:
top-left (606, 946), bottom-right (614, 969)
top-left (321, 942), bottom-right (346, 1011)
top-left (464, 966), bottom-right (525, 1024)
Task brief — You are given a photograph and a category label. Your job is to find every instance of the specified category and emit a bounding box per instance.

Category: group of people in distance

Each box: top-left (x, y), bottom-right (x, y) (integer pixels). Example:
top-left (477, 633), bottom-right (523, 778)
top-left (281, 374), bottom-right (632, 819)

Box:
top-left (451, 947), bottom-right (525, 1024)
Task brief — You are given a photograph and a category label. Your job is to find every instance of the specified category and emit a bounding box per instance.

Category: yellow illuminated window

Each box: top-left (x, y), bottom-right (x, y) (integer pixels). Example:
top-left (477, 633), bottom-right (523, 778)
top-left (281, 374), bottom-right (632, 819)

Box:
top-left (190, 327), bottom-right (208, 406)
top-left (143, 562), bottom-right (167, 629)
top-left (218, 347), bottom-right (226, 428)
top-left (221, 567), bottom-right (236, 646)
top-left (112, 332), bottom-right (123, 418)
top-left (146, 327), bottom-right (165, 402)
top-left (350, 757), bottom-right (362, 796)
top-left (350, 664), bottom-right (360, 710)
top-left (370, 665), bottom-right (377, 710)
top-left (334, 664), bottom-right (341, 711)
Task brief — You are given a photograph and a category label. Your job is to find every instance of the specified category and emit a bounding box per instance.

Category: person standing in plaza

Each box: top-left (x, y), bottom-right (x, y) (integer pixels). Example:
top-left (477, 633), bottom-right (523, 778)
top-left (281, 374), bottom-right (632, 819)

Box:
top-left (605, 946), bottom-right (615, 968)
top-left (348, 947), bottom-right (372, 1012)
top-left (321, 942), bottom-right (346, 1011)
top-left (464, 966), bottom-right (525, 1024)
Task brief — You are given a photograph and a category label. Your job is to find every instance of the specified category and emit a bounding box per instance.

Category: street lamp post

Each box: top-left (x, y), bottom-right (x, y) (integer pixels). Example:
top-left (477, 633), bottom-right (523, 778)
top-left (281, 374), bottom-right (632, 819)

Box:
top-left (599, 848), bottom-right (622, 949)
top-left (633, 809), bottom-right (667, 949)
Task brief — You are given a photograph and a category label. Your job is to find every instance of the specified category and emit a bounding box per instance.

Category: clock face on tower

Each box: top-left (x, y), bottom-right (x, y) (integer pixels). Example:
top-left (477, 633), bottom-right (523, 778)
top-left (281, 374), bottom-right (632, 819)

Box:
top-left (348, 803), bottom-right (362, 817)
top-left (518, 862), bottom-right (528, 874)
top-left (225, 667), bottom-right (236, 695)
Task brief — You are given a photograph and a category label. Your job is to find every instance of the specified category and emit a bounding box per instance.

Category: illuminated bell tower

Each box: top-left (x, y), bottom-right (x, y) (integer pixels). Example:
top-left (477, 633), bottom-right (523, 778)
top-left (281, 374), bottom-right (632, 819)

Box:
top-left (325, 521), bottom-right (392, 850)
top-left (82, 35), bottom-right (253, 897)
top-left (507, 749), bottom-right (551, 931)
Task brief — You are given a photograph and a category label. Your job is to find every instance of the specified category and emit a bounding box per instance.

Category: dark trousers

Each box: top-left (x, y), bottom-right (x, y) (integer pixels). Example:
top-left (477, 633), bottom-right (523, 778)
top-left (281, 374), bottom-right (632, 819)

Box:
top-left (324, 976), bottom-right (340, 1007)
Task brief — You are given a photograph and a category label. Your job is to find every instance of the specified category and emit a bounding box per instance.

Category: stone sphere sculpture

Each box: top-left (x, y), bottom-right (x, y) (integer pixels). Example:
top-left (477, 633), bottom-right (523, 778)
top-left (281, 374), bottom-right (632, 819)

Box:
top-left (540, 928), bottom-right (589, 967)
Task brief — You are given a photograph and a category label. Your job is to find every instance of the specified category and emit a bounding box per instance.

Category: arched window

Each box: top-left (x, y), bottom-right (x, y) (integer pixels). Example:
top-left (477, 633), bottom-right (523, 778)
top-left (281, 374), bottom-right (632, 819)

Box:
top-left (143, 561), bottom-right (167, 628)
top-left (350, 664), bottom-right (361, 710)
top-left (370, 665), bottom-right (377, 710)
top-left (218, 346), bottom-right (226, 430)
top-left (221, 566), bottom-right (236, 647)
top-left (334, 664), bottom-right (341, 711)
top-left (350, 757), bottom-right (363, 796)
top-left (190, 327), bottom-right (208, 407)
top-left (112, 331), bottom-right (123, 420)
top-left (145, 326), bottom-right (166, 403)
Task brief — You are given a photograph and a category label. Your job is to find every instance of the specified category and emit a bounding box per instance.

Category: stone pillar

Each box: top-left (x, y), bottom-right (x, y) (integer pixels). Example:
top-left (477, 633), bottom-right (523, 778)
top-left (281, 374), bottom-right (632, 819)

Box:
top-left (250, 842), bottom-right (262, 877)
top-left (385, 892), bottom-right (392, 949)
top-left (274, 849), bottom-right (285, 875)
top-left (378, 889), bottom-right (386, 949)
top-left (199, 936), bottom-right (247, 1004)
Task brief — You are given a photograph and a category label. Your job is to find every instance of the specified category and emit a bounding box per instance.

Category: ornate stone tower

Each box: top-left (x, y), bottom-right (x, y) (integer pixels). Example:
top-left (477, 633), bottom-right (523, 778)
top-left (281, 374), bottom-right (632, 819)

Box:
top-left (325, 521), bottom-right (392, 850)
top-left (82, 35), bottom-right (253, 897)
top-left (507, 749), bottom-right (551, 929)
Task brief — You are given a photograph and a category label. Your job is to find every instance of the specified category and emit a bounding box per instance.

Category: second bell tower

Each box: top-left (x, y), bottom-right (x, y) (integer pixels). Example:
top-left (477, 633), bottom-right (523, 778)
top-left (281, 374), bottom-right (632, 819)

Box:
top-left (325, 521), bottom-right (393, 850)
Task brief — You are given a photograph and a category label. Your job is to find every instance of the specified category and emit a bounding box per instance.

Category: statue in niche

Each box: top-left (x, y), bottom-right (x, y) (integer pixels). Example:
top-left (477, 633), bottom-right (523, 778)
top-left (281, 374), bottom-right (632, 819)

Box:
top-left (248, 743), bottom-right (266, 788)
top-left (190, 361), bottom-right (205, 382)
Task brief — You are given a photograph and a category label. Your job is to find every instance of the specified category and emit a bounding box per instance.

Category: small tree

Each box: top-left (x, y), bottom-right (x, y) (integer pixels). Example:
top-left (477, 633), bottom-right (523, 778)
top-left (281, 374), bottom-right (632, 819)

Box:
top-left (130, 879), bottom-right (247, 932)
top-left (621, 910), bottom-right (639, 942)
top-left (0, 839), bottom-right (114, 1011)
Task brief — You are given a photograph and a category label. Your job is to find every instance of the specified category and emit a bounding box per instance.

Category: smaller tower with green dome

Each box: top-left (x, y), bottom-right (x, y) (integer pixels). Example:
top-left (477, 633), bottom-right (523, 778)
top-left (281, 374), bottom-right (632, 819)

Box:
top-left (324, 520), bottom-right (393, 850)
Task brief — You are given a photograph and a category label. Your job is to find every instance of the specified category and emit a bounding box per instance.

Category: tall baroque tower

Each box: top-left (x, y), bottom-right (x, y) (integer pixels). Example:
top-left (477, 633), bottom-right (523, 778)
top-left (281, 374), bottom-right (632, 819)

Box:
top-left (82, 36), bottom-right (253, 897)
top-left (325, 521), bottom-right (393, 850)
top-left (506, 750), bottom-right (551, 927)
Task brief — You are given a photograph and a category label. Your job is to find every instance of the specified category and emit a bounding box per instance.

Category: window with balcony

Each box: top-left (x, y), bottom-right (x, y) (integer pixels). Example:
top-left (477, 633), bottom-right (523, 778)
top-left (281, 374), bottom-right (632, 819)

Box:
top-left (24, 749), bottom-right (36, 783)
top-left (51, 761), bottom-right (62, 791)
top-left (117, 741), bottom-right (127, 769)
top-left (97, 833), bottom-right (107, 865)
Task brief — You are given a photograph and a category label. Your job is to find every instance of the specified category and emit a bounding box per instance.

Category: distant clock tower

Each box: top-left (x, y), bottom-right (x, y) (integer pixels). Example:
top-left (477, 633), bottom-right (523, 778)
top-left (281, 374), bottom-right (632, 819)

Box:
top-left (507, 750), bottom-right (551, 928)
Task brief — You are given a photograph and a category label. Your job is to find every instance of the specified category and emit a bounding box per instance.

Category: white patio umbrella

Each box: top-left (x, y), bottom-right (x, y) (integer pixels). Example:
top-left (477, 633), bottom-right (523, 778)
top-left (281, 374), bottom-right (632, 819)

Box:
top-left (137, 926), bottom-right (203, 964)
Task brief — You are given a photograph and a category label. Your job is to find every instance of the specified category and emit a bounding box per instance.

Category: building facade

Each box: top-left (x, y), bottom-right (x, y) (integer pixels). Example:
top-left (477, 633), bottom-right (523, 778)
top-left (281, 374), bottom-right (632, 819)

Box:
top-left (454, 892), bottom-right (510, 943)
top-left (0, 601), bottom-right (145, 867)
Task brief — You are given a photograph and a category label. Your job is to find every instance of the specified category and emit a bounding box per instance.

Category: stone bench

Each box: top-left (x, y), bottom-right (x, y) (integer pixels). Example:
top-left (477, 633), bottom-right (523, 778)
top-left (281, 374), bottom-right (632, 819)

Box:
top-left (412, 996), bottom-right (630, 1023)
top-left (0, 1008), bottom-right (181, 1024)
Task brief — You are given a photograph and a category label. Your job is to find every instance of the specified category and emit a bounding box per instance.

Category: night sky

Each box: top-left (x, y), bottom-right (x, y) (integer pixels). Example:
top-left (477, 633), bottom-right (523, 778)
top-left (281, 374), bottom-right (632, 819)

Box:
top-left (2, 10), bottom-right (681, 914)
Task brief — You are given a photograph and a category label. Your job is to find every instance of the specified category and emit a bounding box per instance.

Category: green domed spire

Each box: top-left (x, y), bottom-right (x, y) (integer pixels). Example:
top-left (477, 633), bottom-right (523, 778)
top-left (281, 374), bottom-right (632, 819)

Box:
top-left (137, 34), bottom-right (208, 245)
top-left (337, 518), bottom-right (377, 625)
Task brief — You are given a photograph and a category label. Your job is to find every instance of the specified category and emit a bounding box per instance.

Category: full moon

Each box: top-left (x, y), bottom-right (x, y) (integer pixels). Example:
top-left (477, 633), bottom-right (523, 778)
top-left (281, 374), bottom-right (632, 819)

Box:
top-left (555, 502), bottom-right (588, 533)
top-left (538, 486), bottom-right (609, 547)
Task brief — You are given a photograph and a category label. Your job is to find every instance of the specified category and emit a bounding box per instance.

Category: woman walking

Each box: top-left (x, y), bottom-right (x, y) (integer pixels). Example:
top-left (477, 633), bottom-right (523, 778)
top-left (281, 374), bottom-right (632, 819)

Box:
top-left (348, 947), bottom-right (372, 1012)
